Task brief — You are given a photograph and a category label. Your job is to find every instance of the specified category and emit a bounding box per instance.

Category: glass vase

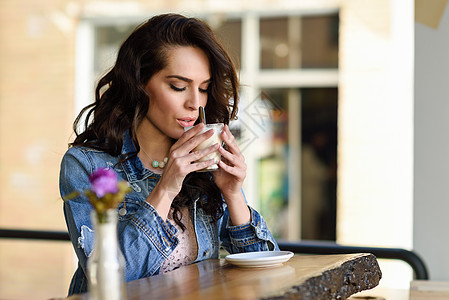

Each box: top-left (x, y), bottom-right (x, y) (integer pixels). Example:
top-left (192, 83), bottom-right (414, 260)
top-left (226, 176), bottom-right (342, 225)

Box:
top-left (87, 209), bottom-right (127, 300)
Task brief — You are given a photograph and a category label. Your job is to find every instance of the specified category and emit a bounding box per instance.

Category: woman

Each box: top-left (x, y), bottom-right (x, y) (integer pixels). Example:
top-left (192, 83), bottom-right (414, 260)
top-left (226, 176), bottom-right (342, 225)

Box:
top-left (60, 13), bottom-right (278, 295)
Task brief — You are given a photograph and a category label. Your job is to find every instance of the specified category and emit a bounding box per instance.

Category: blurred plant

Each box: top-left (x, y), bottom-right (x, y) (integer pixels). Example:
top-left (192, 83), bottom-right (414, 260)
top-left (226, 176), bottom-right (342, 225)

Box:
top-left (66, 168), bottom-right (130, 223)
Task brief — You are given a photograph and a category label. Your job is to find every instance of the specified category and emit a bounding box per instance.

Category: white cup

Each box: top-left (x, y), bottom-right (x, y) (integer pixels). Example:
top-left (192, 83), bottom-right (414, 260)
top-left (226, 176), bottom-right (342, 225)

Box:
top-left (185, 123), bottom-right (224, 172)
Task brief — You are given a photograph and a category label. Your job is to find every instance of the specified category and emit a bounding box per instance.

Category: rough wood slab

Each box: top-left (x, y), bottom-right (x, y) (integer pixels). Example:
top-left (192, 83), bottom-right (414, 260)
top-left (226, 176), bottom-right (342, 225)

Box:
top-left (262, 253), bottom-right (382, 300)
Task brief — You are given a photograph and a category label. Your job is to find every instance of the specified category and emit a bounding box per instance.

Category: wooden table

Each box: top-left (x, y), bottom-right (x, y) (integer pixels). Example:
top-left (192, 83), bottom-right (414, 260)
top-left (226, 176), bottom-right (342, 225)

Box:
top-left (65, 253), bottom-right (381, 300)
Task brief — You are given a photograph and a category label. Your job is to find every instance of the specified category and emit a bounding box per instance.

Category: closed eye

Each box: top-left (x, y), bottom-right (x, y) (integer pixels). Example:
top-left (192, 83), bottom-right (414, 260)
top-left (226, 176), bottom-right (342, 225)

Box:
top-left (170, 84), bottom-right (186, 92)
top-left (199, 87), bottom-right (209, 93)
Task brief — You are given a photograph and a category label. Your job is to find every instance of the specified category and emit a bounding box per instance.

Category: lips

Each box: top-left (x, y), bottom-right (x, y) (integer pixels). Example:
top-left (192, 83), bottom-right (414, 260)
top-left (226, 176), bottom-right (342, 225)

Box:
top-left (177, 118), bottom-right (196, 128)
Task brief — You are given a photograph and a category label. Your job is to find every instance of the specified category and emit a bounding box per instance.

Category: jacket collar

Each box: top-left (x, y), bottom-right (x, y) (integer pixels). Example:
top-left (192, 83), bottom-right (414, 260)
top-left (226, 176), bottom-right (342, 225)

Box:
top-left (121, 130), bottom-right (160, 183)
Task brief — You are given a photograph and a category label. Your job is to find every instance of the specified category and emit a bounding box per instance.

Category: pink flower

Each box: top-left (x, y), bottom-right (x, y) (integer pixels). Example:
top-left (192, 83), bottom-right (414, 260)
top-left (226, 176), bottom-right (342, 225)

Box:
top-left (89, 168), bottom-right (119, 198)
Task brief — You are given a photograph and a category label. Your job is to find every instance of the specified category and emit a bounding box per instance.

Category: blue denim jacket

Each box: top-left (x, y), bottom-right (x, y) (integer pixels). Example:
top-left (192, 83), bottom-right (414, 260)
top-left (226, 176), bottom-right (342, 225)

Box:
top-left (60, 131), bottom-right (279, 295)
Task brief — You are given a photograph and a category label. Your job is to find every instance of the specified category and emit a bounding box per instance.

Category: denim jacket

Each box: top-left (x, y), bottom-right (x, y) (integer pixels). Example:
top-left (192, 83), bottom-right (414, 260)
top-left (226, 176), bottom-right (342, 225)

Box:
top-left (60, 131), bottom-right (279, 295)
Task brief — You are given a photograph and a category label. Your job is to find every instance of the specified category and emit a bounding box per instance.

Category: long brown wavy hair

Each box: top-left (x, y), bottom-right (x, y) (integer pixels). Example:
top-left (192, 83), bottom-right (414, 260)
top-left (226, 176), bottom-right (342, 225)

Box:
top-left (71, 13), bottom-right (240, 229)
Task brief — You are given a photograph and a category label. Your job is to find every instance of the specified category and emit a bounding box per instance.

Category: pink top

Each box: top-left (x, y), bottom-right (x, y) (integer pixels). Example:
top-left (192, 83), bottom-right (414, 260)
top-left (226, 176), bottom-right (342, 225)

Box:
top-left (160, 207), bottom-right (198, 273)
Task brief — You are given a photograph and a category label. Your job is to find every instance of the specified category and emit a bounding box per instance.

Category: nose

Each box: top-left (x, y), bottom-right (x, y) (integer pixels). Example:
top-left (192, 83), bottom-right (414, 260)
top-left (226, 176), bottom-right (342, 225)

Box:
top-left (185, 89), bottom-right (203, 111)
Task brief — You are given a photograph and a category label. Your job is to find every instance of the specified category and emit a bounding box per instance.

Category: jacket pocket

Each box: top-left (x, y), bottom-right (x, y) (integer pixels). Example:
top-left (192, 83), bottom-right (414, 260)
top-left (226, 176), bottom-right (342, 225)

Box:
top-left (117, 196), bottom-right (143, 221)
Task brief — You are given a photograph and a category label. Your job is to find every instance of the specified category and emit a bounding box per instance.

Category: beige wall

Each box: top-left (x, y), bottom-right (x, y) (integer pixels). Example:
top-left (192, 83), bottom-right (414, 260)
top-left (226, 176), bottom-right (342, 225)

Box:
top-left (0, 1), bottom-right (76, 299)
top-left (0, 0), bottom-right (75, 230)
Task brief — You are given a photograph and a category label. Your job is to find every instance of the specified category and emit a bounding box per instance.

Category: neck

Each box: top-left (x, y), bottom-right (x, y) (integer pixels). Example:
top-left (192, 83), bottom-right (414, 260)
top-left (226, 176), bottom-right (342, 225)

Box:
top-left (136, 122), bottom-right (172, 163)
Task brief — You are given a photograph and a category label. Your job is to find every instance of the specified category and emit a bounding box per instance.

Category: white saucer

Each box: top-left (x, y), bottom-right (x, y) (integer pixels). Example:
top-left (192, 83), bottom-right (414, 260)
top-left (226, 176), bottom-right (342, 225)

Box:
top-left (225, 251), bottom-right (294, 268)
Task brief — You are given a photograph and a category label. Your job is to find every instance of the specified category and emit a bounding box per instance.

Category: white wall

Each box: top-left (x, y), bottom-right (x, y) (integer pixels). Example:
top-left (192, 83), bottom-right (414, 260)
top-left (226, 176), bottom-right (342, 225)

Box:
top-left (414, 2), bottom-right (449, 281)
top-left (337, 0), bottom-right (415, 288)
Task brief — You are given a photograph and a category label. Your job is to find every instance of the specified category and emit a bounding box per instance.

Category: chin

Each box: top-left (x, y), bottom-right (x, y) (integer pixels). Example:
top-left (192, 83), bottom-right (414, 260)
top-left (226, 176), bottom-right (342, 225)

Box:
top-left (169, 128), bottom-right (185, 140)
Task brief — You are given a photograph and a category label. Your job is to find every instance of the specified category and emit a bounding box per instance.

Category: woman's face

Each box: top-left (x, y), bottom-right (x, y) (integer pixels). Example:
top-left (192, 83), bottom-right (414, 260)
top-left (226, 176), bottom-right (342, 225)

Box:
top-left (143, 46), bottom-right (211, 139)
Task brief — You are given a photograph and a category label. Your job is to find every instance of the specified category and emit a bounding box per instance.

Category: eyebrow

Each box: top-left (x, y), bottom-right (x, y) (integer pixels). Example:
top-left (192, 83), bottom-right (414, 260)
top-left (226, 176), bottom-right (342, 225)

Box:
top-left (166, 75), bottom-right (212, 84)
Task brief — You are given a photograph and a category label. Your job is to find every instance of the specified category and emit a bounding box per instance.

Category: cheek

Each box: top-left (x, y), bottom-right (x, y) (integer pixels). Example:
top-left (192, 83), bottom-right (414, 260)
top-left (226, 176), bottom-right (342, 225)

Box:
top-left (162, 95), bottom-right (180, 112)
top-left (149, 91), bottom-right (171, 111)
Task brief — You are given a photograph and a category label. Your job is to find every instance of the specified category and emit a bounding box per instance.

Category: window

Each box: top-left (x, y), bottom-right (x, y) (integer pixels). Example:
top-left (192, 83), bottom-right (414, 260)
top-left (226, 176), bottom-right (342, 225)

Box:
top-left (260, 15), bottom-right (338, 69)
top-left (86, 12), bottom-right (339, 241)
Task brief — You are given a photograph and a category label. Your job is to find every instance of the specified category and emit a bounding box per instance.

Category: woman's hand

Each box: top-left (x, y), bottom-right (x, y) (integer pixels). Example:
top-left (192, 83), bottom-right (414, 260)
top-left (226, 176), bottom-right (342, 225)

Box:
top-left (146, 123), bottom-right (218, 219)
top-left (212, 125), bottom-right (250, 225)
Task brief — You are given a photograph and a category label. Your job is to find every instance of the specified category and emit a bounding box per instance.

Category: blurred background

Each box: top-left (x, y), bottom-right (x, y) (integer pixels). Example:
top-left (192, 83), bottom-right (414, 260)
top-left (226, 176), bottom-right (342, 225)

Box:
top-left (1, 0), bottom-right (448, 299)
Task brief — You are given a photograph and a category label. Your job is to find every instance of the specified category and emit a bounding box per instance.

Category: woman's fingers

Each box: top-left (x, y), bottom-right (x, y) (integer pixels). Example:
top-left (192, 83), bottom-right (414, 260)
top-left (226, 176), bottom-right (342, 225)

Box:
top-left (219, 125), bottom-right (245, 164)
top-left (188, 142), bottom-right (220, 166)
top-left (215, 125), bottom-right (247, 180)
top-left (218, 147), bottom-right (247, 178)
top-left (218, 144), bottom-right (243, 166)
top-left (171, 124), bottom-right (214, 155)
top-left (170, 142), bottom-right (220, 173)
top-left (218, 159), bottom-right (246, 178)
top-left (157, 142), bottom-right (219, 197)
top-left (220, 125), bottom-right (240, 155)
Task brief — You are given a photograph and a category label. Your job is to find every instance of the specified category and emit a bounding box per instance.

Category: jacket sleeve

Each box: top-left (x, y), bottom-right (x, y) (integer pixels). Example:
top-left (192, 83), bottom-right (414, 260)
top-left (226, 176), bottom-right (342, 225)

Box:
top-left (59, 147), bottom-right (178, 284)
top-left (218, 193), bottom-right (279, 253)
